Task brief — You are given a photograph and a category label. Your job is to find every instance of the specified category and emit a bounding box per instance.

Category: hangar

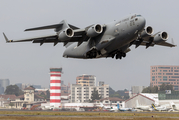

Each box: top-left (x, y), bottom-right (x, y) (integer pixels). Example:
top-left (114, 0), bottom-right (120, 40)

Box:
top-left (125, 93), bottom-right (158, 108)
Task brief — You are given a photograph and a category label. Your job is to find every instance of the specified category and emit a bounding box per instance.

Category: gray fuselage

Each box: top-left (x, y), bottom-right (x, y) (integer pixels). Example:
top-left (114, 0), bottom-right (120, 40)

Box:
top-left (63, 14), bottom-right (146, 59)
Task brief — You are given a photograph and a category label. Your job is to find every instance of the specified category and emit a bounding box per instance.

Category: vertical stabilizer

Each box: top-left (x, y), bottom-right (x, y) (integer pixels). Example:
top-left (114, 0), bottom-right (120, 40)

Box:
top-left (170, 102), bottom-right (176, 109)
top-left (100, 103), bottom-right (104, 108)
top-left (151, 104), bottom-right (156, 109)
top-left (117, 103), bottom-right (120, 110)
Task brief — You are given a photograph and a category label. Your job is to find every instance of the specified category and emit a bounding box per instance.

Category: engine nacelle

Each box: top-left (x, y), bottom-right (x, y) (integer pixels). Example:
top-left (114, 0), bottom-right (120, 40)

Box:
top-left (140, 26), bottom-right (153, 38)
top-left (87, 24), bottom-right (103, 37)
top-left (58, 28), bottom-right (74, 41)
top-left (153, 31), bottom-right (168, 43)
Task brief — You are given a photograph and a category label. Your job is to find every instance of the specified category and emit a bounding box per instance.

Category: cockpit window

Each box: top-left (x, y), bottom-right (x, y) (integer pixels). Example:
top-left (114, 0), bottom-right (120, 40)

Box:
top-left (136, 15), bottom-right (141, 17)
top-left (131, 14), bottom-right (136, 19)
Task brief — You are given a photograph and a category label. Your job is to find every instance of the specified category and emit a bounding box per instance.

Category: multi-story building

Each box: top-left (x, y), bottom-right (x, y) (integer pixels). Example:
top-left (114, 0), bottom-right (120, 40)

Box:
top-left (0, 79), bottom-right (10, 93)
top-left (150, 65), bottom-right (179, 90)
top-left (24, 86), bottom-right (35, 102)
top-left (98, 81), bottom-right (104, 86)
top-left (71, 80), bottom-right (109, 103)
top-left (76, 75), bottom-right (96, 86)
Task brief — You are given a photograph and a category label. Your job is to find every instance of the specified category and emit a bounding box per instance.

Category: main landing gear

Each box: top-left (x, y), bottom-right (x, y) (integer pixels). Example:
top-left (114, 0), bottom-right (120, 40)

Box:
top-left (86, 52), bottom-right (97, 58)
top-left (111, 51), bottom-right (126, 60)
top-left (86, 48), bottom-right (98, 58)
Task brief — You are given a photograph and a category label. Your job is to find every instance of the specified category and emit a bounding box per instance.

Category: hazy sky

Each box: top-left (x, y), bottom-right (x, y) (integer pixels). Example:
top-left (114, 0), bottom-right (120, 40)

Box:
top-left (0, 0), bottom-right (179, 90)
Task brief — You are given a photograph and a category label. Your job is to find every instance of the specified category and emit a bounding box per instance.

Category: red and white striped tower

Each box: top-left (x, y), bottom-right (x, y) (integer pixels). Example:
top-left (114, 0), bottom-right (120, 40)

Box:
top-left (50, 68), bottom-right (62, 108)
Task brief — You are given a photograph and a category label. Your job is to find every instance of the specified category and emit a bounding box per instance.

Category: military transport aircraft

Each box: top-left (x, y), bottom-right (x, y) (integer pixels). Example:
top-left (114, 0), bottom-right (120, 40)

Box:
top-left (3, 14), bottom-right (176, 59)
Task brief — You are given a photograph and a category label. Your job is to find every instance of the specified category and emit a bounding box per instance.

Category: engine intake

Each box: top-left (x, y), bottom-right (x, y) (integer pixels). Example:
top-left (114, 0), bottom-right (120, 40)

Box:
top-left (140, 26), bottom-right (153, 38)
top-left (87, 24), bottom-right (103, 37)
top-left (153, 31), bottom-right (168, 43)
top-left (58, 28), bottom-right (74, 41)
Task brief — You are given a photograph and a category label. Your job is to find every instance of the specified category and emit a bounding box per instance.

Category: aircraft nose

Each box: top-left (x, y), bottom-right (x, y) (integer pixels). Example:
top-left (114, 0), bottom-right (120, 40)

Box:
top-left (139, 16), bottom-right (146, 28)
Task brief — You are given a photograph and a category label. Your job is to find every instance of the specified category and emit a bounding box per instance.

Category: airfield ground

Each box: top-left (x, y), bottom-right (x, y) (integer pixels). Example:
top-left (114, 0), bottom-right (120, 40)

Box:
top-left (0, 111), bottom-right (179, 120)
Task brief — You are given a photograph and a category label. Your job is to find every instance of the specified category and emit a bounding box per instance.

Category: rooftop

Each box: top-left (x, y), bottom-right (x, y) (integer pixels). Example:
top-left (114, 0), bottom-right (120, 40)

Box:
top-left (24, 86), bottom-right (35, 90)
top-left (98, 97), bottom-right (124, 102)
top-left (0, 95), bottom-right (17, 101)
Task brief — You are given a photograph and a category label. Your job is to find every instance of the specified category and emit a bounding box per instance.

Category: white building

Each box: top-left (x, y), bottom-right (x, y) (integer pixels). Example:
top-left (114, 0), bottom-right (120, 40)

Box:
top-left (71, 84), bottom-right (109, 103)
top-left (0, 79), bottom-right (10, 93)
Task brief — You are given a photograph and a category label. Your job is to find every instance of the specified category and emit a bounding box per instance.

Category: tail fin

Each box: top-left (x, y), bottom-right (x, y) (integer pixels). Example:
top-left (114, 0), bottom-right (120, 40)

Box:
top-left (170, 102), bottom-right (176, 109)
top-left (25, 20), bottom-right (74, 32)
top-left (151, 104), bottom-right (156, 109)
top-left (117, 103), bottom-right (120, 110)
top-left (100, 102), bottom-right (104, 108)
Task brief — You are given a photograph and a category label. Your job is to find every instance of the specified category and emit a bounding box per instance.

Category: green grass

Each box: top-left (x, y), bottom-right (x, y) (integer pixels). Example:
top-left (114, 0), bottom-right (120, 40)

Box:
top-left (0, 111), bottom-right (179, 120)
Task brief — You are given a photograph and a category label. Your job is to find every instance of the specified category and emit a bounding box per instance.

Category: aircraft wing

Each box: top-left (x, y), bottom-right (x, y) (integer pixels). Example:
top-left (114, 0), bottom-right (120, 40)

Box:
top-left (3, 33), bottom-right (57, 43)
top-left (3, 20), bottom-right (95, 46)
top-left (138, 39), bottom-right (176, 48)
top-left (3, 20), bottom-right (107, 47)
top-left (132, 31), bottom-right (176, 48)
top-left (142, 35), bottom-right (176, 48)
top-left (155, 41), bottom-right (176, 47)
top-left (3, 28), bottom-right (88, 46)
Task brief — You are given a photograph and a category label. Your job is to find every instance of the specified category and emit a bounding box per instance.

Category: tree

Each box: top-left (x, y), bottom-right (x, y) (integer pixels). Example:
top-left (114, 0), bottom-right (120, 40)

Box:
top-left (5, 85), bottom-right (23, 96)
top-left (110, 93), bottom-right (121, 98)
top-left (109, 87), bottom-right (129, 100)
top-left (142, 86), bottom-right (158, 93)
top-left (109, 87), bottom-right (115, 96)
top-left (160, 83), bottom-right (173, 91)
top-left (142, 84), bottom-right (174, 93)
top-left (9, 102), bottom-right (14, 108)
top-left (151, 86), bottom-right (158, 93)
top-left (40, 92), bottom-right (45, 96)
top-left (90, 88), bottom-right (101, 102)
top-left (46, 90), bottom-right (50, 99)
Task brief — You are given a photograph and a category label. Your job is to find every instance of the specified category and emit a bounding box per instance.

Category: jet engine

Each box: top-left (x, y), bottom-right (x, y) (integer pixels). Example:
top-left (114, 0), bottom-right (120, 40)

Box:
top-left (86, 24), bottom-right (103, 37)
top-left (58, 28), bottom-right (74, 41)
top-left (140, 26), bottom-right (153, 38)
top-left (153, 32), bottom-right (168, 43)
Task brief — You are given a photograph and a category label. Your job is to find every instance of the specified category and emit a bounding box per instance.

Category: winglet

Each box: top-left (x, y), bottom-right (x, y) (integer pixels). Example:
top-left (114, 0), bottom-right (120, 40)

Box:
top-left (171, 38), bottom-right (177, 47)
top-left (3, 33), bottom-right (11, 43)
